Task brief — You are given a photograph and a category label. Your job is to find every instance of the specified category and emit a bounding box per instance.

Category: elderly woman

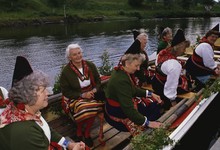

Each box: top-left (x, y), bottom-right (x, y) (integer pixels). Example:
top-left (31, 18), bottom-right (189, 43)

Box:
top-left (152, 29), bottom-right (190, 110)
top-left (0, 56), bottom-right (85, 150)
top-left (105, 52), bottom-right (162, 136)
top-left (124, 30), bottom-right (150, 87)
top-left (60, 44), bottom-right (105, 148)
top-left (157, 27), bottom-right (173, 54)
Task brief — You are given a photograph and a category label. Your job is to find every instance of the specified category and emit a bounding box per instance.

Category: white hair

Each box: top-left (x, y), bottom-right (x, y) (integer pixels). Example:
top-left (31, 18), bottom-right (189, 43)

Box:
top-left (0, 86), bottom-right (8, 99)
top-left (136, 32), bottom-right (148, 41)
top-left (65, 43), bottom-right (83, 59)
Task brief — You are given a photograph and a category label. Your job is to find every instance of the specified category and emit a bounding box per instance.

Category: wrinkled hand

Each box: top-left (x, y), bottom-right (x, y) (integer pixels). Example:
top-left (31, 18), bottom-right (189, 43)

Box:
top-left (69, 141), bottom-right (85, 150)
top-left (72, 141), bottom-right (85, 150)
top-left (152, 93), bottom-right (163, 104)
top-left (148, 121), bottom-right (162, 129)
top-left (82, 91), bottom-right (95, 99)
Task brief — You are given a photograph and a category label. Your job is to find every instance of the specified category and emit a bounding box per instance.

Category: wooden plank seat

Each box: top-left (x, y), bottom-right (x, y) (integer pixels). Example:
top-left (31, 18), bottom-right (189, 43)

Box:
top-left (141, 84), bottom-right (196, 99)
top-left (91, 123), bottom-right (131, 150)
top-left (45, 113), bottom-right (131, 150)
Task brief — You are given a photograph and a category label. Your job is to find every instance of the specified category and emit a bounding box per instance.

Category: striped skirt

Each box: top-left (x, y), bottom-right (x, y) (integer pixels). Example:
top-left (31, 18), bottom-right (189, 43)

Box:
top-left (70, 99), bottom-right (104, 123)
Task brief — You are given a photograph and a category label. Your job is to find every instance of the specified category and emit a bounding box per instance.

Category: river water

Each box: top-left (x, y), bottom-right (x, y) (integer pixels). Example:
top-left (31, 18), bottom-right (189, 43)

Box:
top-left (0, 17), bottom-right (219, 90)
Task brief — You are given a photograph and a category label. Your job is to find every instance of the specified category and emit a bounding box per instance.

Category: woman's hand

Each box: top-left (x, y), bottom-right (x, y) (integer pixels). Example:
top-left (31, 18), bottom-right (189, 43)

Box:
top-left (152, 93), bottom-right (163, 104)
top-left (68, 141), bottom-right (85, 150)
top-left (148, 121), bottom-right (162, 129)
top-left (81, 91), bottom-right (95, 99)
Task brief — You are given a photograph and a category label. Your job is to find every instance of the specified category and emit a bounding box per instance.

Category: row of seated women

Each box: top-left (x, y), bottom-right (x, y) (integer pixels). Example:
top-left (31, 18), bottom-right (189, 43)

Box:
top-left (59, 42), bottom-right (162, 148)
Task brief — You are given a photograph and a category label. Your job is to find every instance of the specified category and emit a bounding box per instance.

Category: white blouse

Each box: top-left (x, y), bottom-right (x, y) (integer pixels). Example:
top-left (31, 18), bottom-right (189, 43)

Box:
top-left (195, 43), bottom-right (217, 69)
top-left (36, 116), bottom-right (66, 149)
top-left (160, 59), bottom-right (182, 101)
top-left (78, 68), bottom-right (91, 88)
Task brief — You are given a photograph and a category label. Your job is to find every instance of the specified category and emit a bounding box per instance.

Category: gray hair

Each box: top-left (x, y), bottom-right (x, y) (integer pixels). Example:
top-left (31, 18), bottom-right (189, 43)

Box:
top-left (136, 32), bottom-right (148, 41)
top-left (65, 43), bottom-right (83, 59)
top-left (121, 53), bottom-right (144, 66)
top-left (9, 70), bottom-right (50, 106)
top-left (162, 27), bottom-right (172, 37)
top-left (172, 40), bottom-right (190, 53)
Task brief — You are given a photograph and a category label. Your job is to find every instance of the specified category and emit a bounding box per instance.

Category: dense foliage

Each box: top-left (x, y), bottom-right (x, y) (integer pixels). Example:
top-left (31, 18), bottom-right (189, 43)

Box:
top-left (0, 0), bottom-right (219, 20)
top-left (128, 0), bottom-right (144, 7)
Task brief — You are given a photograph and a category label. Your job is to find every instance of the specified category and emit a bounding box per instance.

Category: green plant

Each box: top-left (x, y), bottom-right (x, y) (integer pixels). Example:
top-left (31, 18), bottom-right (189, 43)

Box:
top-left (98, 50), bottom-right (114, 76)
top-left (53, 65), bottom-right (65, 94)
top-left (131, 128), bottom-right (174, 150)
top-left (201, 78), bottom-right (220, 99)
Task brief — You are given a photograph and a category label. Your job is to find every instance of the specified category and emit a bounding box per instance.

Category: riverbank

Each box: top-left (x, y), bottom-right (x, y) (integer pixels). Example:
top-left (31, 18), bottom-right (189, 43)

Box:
top-left (1, 11), bottom-right (220, 28)
top-left (0, 0), bottom-right (220, 27)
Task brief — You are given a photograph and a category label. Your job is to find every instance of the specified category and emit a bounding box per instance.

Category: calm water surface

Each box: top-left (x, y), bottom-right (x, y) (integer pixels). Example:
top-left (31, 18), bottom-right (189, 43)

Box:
top-left (0, 17), bottom-right (219, 90)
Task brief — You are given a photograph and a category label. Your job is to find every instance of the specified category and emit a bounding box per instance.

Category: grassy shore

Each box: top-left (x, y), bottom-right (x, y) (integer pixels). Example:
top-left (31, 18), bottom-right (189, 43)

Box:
top-left (0, 0), bottom-right (220, 27)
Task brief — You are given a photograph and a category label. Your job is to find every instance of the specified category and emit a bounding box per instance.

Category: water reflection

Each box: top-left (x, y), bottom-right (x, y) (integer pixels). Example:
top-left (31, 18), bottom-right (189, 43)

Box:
top-left (0, 17), bottom-right (219, 90)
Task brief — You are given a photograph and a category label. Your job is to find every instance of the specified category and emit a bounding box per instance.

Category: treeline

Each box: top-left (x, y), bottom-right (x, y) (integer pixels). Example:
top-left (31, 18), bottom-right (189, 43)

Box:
top-left (0, 0), bottom-right (220, 27)
top-left (0, 0), bottom-right (218, 11)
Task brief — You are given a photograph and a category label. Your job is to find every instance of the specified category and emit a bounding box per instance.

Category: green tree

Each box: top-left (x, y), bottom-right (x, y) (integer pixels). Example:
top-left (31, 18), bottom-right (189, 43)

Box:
top-left (163, 0), bottom-right (173, 8)
top-left (47, 0), bottom-right (63, 8)
top-left (180, 0), bottom-right (191, 9)
top-left (0, 0), bottom-right (19, 10)
top-left (128, 0), bottom-right (144, 7)
top-left (201, 0), bottom-right (215, 11)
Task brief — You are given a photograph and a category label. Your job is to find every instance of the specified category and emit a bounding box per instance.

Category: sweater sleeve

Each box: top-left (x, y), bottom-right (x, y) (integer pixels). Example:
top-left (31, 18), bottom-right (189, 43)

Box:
top-left (10, 121), bottom-right (52, 150)
top-left (60, 65), bottom-right (81, 99)
top-left (112, 75), bottom-right (146, 125)
top-left (88, 61), bottom-right (101, 90)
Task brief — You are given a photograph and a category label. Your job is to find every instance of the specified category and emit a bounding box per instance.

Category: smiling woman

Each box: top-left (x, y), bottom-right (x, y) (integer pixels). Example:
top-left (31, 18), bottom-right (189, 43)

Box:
top-left (0, 56), bottom-right (85, 150)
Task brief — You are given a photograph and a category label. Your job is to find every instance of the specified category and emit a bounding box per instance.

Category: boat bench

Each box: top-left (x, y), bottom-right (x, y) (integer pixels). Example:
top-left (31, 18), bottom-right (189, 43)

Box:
top-left (45, 111), bottom-right (131, 150)
top-left (141, 84), bottom-right (196, 99)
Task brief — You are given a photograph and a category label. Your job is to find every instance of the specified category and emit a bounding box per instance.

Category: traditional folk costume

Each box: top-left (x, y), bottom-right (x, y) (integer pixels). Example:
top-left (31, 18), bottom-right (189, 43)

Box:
top-left (152, 29), bottom-right (190, 110)
top-left (105, 37), bottom-right (161, 136)
top-left (126, 31), bottom-right (151, 86)
top-left (157, 40), bottom-right (170, 54)
top-left (0, 86), bottom-right (8, 114)
top-left (0, 100), bottom-right (64, 150)
top-left (60, 60), bottom-right (105, 144)
top-left (0, 56), bottom-right (65, 150)
top-left (185, 24), bottom-right (220, 86)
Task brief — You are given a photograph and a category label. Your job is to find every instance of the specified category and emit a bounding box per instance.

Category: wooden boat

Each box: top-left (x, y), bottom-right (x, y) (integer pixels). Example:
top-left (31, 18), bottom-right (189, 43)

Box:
top-left (43, 48), bottom-right (220, 150)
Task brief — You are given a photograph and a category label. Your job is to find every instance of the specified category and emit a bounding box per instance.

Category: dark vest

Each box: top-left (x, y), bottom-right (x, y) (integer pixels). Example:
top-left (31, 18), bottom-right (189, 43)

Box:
top-left (185, 50), bottom-right (215, 77)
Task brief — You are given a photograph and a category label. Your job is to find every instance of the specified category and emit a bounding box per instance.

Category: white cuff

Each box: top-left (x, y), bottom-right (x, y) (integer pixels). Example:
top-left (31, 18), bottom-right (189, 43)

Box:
top-left (58, 137), bottom-right (66, 147)
top-left (142, 116), bottom-right (149, 126)
top-left (146, 90), bottom-right (152, 97)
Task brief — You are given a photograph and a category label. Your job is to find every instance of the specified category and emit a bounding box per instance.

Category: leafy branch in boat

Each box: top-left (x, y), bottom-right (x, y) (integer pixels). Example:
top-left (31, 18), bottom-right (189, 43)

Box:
top-left (98, 50), bottom-right (114, 76)
top-left (202, 78), bottom-right (220, 99)
top-left (131, 128), bottom-right (174, 150)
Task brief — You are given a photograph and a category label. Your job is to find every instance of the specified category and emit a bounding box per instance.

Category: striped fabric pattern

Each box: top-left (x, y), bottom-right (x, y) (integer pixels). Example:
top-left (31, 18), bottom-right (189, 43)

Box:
top-left (70, 99), bottom-right (104, 123)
